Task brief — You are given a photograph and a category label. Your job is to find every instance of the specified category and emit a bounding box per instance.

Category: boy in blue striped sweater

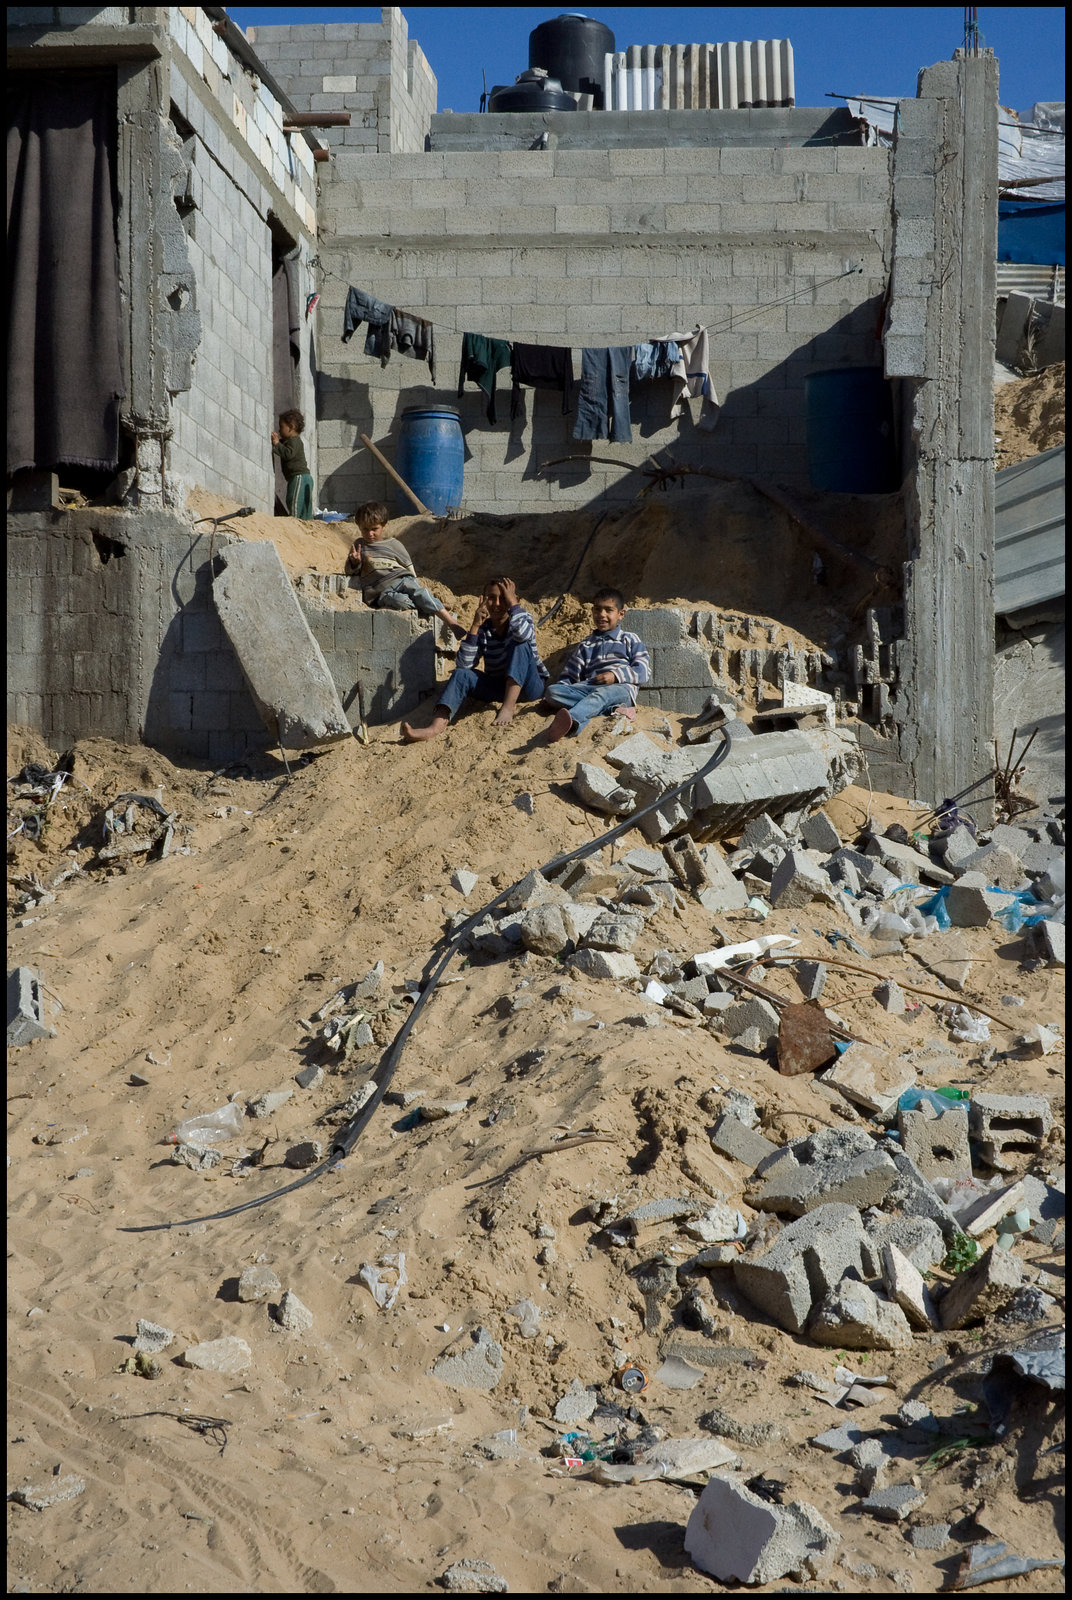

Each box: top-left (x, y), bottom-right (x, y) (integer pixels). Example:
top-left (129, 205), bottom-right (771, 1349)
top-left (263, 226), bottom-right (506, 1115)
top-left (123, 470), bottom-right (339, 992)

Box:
top-left (543, 588), bottom-right (650, 742)
top-left (401, 577), bottom-right (548, 741)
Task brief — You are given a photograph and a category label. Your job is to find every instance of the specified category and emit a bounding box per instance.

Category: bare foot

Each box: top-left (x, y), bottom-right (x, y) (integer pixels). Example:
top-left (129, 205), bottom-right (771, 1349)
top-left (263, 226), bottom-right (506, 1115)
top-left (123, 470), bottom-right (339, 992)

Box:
top-left (439, 610), bottom-right (468, 640)
top-left (492, 705), bottom-right (515, 727)
top-left (545, 708), bottom-right (573, 743)
top-left (402, 715), bottom-right (449, 742)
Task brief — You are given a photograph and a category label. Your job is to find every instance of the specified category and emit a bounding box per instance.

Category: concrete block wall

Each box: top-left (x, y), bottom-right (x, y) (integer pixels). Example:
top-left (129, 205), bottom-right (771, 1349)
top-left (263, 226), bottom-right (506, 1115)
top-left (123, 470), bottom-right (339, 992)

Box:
top-left (312, 137), bottom-right (890, 514)
top-left (166, 13), bottom-right (318, 511)
top-left (248, 6), bottom-right (436, 155)
top-left (297, 597), bottom-right (435, 727)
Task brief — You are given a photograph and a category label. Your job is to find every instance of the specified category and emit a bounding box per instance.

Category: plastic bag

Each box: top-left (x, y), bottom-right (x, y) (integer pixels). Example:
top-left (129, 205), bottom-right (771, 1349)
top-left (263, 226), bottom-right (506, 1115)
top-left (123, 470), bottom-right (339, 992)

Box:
top-left (948, 1005), bottom-right (991, 1043)
top-left (918, 886), bottom-right (952, 930)
top-left (167, 1101), bottom-right (246, 1146)
top-left (358, 1252), bottom-right (407, 1310)
top-left (898, 1086), bottom-right (970, 1116)
top-left (507, 1299), bottom-right (541, 1338)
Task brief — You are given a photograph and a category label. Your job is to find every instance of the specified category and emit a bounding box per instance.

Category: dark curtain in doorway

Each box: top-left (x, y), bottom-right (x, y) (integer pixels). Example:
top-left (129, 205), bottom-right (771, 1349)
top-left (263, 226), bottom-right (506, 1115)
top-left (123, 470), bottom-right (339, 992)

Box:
top-left (7, 72), bottom-right (125, 474)
top-left (271, 249), bottom-right (300, 511)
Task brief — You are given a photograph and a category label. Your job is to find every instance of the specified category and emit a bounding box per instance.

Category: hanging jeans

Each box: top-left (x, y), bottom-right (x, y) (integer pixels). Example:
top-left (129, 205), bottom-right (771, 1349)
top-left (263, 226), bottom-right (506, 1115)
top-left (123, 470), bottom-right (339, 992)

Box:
top-left (541, 680), bottom-right (633, 733)
top-left (572, 346), bottom-right (635, 443)
top-left (436, 641), bottom-right (547, 721)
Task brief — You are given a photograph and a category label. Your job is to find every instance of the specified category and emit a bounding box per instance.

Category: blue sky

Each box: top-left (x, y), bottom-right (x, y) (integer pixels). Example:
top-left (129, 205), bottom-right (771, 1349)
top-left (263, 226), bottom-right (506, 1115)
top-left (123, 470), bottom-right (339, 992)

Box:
top-left (230, 6), bottom-right (1065, 116)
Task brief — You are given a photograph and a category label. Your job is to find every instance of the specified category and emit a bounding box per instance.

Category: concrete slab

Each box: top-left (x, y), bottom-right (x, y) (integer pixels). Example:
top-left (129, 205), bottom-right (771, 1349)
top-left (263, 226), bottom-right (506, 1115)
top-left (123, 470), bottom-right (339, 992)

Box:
top-left (733, 1202), bottom-right (872, 1334)
top-left (213, 542), bottom-right (351, 750)
top-left (819, 1042), bottom-right (917, 1116)
top-left (748, 1126), bottom-right (898, 1217)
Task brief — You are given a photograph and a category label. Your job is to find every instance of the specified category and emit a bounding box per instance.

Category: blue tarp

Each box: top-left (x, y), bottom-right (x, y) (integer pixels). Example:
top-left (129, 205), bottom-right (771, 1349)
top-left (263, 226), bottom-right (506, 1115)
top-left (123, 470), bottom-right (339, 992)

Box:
top-left (998, 201), bottom-right (1065, 266)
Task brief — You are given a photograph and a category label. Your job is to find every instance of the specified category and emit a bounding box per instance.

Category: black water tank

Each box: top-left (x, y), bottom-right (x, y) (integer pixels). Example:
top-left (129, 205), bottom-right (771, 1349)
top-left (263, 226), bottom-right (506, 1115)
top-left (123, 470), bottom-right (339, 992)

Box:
top-left (487, 69), bottom-right (578, 114)
top-left (529, 13), bottom-right (614, 108)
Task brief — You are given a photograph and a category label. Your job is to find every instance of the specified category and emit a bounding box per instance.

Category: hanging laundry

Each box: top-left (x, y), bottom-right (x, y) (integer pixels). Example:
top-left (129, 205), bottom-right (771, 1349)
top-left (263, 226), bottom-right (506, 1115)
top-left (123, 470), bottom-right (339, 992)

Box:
top-left (573, 346), bottom-right (635, 443)
top-left (342, 286), bottom-right (393, 364)
top-left (631, 340), bottom-right (680, 382)
top-left (457, 332), bottom-right (513, 424)
top-left (652, 325), bottom-right (720, 429)
top-left (510, 342), bottom-right (575, 420)
top-left (390, 309), bottom-right (436, 384)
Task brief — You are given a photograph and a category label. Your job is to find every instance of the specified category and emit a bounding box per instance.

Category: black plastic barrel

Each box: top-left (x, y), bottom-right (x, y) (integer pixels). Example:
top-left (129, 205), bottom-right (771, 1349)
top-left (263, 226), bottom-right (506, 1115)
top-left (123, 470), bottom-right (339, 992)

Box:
top-left (805, 369), bottom-right (898, 493)
top-left (529, 13), bottom-right (615, 107)
top-left (394, 408), bottom-right (464, 516)
top-left (488, 69), bottom-right (578, 113)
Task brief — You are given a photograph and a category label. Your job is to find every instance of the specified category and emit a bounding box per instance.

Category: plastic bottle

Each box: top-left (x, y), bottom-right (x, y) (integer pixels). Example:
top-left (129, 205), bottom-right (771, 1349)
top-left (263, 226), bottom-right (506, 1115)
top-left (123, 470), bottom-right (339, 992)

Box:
top-left (898, 1086), bottom-right (970, 1115)
top-left (166, 1101), bottom-right (246, 1146)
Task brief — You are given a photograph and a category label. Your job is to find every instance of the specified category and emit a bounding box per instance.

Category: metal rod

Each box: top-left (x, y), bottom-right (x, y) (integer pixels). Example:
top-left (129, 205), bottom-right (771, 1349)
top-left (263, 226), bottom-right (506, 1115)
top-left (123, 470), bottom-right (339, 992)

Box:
top-left (359, 433), bottom-right (430, 515)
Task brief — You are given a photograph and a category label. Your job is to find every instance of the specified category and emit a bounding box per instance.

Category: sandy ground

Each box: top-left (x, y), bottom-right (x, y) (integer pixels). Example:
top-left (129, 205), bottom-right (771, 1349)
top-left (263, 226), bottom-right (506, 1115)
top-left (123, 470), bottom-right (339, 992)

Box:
top-left (6, 701), bottom-right (1064, 1595)
top-left (993, 362), bottom-right (1065, 469)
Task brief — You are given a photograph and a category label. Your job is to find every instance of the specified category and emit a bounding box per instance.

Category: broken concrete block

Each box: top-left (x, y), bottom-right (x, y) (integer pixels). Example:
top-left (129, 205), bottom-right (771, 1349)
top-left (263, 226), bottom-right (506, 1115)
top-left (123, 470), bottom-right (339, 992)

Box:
top-left (276, 1290), bottom-right (314, 1332)
top-left (558, 902), bottom-right (604, 945)
top-left (247, 1088), bottom-right (293, 1119)
top-left (865, 833), bottom-right (954, 886)
top-left (934, 823), bottom-right (980, 873)
top-left (430, 1326), bottom-right (503, 1390)
top-left (957, 843), bottom-right (1027, 889)
top-left (896, 1399), bottom-right (941, 1441)
top-left (499, 868), bottom-right (564, 914)
top-left (133, 1318), bottom-right (175, 1355)
top-left (819, 1042), bottom-right (917, 1116)
top-left (769, 849), bottom-right (836, 909)
top-left (284, 1141), bottom-right (323, 1169)
top-left (690, 727), bottom-right (864, 839)
top-left (519, 904), bottom-right (570, 957)
top-left (946, 872), bottom-right (1009, 927)
top-left (568, 948), bottom-right (639, 982)
top-left (810, 1421), bottom-right (868, 1453)
top-left (969, 1092), bottom-right (1052, 1170)
top-left (440, 1558), bottom-right (509, 1593)
top-left (582, 912), bottom-right (644, 952)
top-left (881, 1242), bottom-right (939, 1329)
top-left (1027, 919), bottom-right (1065, 967)
top-left (451, 869), bottom-right (479, 897)
top-left (684, 1473), bottom-right (839, 1585)
top-left (865, 1214), bottom-right (946, 1274)
top-left (913, 931), bottom-right (972, 992)
top-left (874, 978), bottom-right (906, 1014)
top-left (722, 995), bottom-right (781, 1044)
top-left (809, 1279), bottom-right (913, 1350)
top-left (938, 1245), bottom-right (1023, 1328)
top-left (213, 542), bottom-right (351, 750)
top-left (959, 1178), bottom-right (1028, 1238)
top-left (621, 846), bottom-right (667, 875)
top-left (7, 966), bottom-right (56, 1046)
top-left (238, 1264), bottom-right (282, 1302)
top-left (709, 1114), bottom-right (778, 1170)
top-left (897, 1103), bottom-right (972, 1183)
top-left (907, 1523), bottom-right (952, 1551)
top-left (749, 1126), bottom-right (898, 1217)
top-left (795, 960), bottom-right (828, 1001)
top-left (881, 1147), bottom-right (962, 1240)
top-left (572, 762), bottom-right (635, 815)
top-left (180, 1336), bottom-right (252, 1375)
top-left (861, 1484), bottom-right (927, 1522)
top-left (695, 843), bottom-right (749, 910)
top-left (605, 731), bottom-right (664, 769)
top-left (9, 1474), bottom-right (86, 1511)
top-left (777, 1003), bottom-right (838, 1076)
top-left (800, 810), bottom-right (842, 853)
top-left (733, 1203), bottom-right (872, 1334)
top-left (552, 1377), bottom-right (599, 1423)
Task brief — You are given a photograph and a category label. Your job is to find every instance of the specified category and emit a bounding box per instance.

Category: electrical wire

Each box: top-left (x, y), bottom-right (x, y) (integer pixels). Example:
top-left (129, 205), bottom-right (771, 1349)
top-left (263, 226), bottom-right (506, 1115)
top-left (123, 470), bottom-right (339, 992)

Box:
top-left (118, 727), bottom-right (732, 1232)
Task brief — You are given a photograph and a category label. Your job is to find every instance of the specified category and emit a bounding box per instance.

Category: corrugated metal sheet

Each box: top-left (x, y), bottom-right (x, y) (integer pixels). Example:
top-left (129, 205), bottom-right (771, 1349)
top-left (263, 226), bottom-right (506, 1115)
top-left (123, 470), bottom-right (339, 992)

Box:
top-left (604, 41), bottom-right (794, 112)
top-left (994, 445), bottom-right (1065, 613)
top-left (997, 262), bottom-right (1064, 303)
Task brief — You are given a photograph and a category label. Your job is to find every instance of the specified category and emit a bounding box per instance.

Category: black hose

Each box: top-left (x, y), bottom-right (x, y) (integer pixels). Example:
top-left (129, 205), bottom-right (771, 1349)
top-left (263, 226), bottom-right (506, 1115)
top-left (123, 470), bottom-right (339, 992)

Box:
top-left (118, 727), bottom-right (731, 1232)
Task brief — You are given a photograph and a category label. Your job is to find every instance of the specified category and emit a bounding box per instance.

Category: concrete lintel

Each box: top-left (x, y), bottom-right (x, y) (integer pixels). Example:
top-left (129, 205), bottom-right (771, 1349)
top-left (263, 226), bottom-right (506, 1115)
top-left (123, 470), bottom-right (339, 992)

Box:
top-left (7, 24), bottom-right (166, 67)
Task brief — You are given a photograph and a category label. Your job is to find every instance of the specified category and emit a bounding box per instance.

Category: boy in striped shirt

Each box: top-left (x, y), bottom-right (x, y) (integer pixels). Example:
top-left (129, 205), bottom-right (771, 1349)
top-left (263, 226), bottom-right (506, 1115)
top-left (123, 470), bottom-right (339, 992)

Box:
top-left (401, 577), bottom-right (548, 741)
top-left (543, 588), bottom-right (650, 742)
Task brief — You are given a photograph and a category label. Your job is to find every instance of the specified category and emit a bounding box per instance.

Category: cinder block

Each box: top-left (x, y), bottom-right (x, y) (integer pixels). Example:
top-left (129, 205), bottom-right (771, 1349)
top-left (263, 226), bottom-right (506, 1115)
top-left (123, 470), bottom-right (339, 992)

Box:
top-left (721, 996), bottom-right (781, 1044)
top-left (938, 1245), bottom-right (1022, 1329)
top-left (969, 1092), bottom-right (1053, 1170)
top-left (749, 1125), bottom-right (898, 1218)
top-left (898, 1104), bottom-right (972, 1183)
top-left (8, 967), bottom-right (56, 1046)
top-left (709, 1114), bottom-right (778, 1170)
top-left (733, 1202), bottom-right (872, 1334)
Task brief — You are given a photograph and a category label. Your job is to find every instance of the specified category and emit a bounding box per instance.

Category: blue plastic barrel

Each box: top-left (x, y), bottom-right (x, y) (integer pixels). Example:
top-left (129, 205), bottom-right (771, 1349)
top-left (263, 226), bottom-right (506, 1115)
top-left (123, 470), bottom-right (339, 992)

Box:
top-left (393, 407), bottom-right (464, 515)
top-left (805, 368), bottom-right (898, 493)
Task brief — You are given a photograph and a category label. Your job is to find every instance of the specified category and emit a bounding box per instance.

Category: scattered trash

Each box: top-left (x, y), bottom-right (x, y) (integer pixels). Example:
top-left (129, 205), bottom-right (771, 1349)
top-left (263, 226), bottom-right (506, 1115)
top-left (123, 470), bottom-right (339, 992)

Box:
top-left (614, 1362), bottom-right (649, 1394)
top-left (506, 1299), bottom-right (541, 1338)
top-left (953, 1541), bottom-right (1064, 1589)
top-left (165, 1102), bottom-right (245, 1147)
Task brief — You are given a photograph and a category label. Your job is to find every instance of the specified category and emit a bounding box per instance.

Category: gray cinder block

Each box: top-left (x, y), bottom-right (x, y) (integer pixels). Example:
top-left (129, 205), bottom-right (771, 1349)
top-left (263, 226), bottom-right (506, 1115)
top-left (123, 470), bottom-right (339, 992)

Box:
top-left (8, 967), bottom-right (56, 1046)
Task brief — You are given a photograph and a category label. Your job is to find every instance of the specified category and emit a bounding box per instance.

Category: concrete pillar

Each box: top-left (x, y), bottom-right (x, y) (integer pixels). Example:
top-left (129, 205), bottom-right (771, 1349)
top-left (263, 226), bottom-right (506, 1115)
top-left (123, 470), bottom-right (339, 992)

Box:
top-left (876, 51), bottom-right (998, 809)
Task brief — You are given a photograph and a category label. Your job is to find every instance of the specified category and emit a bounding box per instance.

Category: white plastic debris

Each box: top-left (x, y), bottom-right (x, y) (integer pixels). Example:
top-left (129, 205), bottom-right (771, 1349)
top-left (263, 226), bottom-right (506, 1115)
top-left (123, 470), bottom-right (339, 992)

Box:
top-left (506, 1299), bottom-right (541, 1338)
top-left (644, 979), bottom-right (669, 1005)
top-left (357, 1252), bottom-right (407, 1310)
top-left (947, 1005), bottom-right (991, 1043)
top-left (693, 935), bottom-right (798, 974)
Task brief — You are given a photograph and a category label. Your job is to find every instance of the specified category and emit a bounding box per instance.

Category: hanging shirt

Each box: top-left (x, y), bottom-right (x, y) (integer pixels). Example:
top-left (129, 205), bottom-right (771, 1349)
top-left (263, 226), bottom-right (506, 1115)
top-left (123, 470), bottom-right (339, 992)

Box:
top-left (342, 287), bottom-right (393, 364)
top-left (455, 606), bottom-right (548, 679)
top-left (572, 346), bottom-right (635, 443)
top-left (632, 340), bottom-right (681, 382)
top-left (554, 625), bottom-right (651, 706)
top-left (457, 333), bottom-right (513, 423)
top-left (510, 342), bottom-right (575, 419)
top-left (390, 309), bottom-right (436, 385)
top-left (653, 325), bottom-right (720, 429)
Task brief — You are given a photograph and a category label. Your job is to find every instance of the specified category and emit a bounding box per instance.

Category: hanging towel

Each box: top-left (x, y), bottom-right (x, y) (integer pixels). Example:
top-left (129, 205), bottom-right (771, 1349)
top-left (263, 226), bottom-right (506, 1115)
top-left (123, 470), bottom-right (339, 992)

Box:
top-left (573, 346), bottom-right (635, 443)
top-left (632, 340), bottom-right (680, 382)
top-left (342, 286), bottom-right (393, 364)
top-left (390, 309), bottom-right (436, 385)
top-left (457, 332), bottom-right (513, 423)
top-left (653, 325), bottom-right (720, 429)
top-left (510, 342), bottom-right (575, 419)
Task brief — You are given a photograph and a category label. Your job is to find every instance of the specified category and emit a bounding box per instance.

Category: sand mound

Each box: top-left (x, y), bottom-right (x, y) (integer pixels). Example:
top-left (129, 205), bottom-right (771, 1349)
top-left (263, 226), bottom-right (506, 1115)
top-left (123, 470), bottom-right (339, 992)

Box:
top-left (994, 361), bottom-right (1065, 468)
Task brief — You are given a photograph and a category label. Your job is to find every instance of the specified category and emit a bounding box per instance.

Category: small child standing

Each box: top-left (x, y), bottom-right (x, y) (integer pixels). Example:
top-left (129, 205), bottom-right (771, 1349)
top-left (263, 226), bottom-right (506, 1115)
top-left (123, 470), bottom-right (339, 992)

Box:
top-left (543, 587), bottom-right (650, 741)
top-left (271, 408), bottom-right (315, 519)
top-left (345, 502), bottom-right (465, 636)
